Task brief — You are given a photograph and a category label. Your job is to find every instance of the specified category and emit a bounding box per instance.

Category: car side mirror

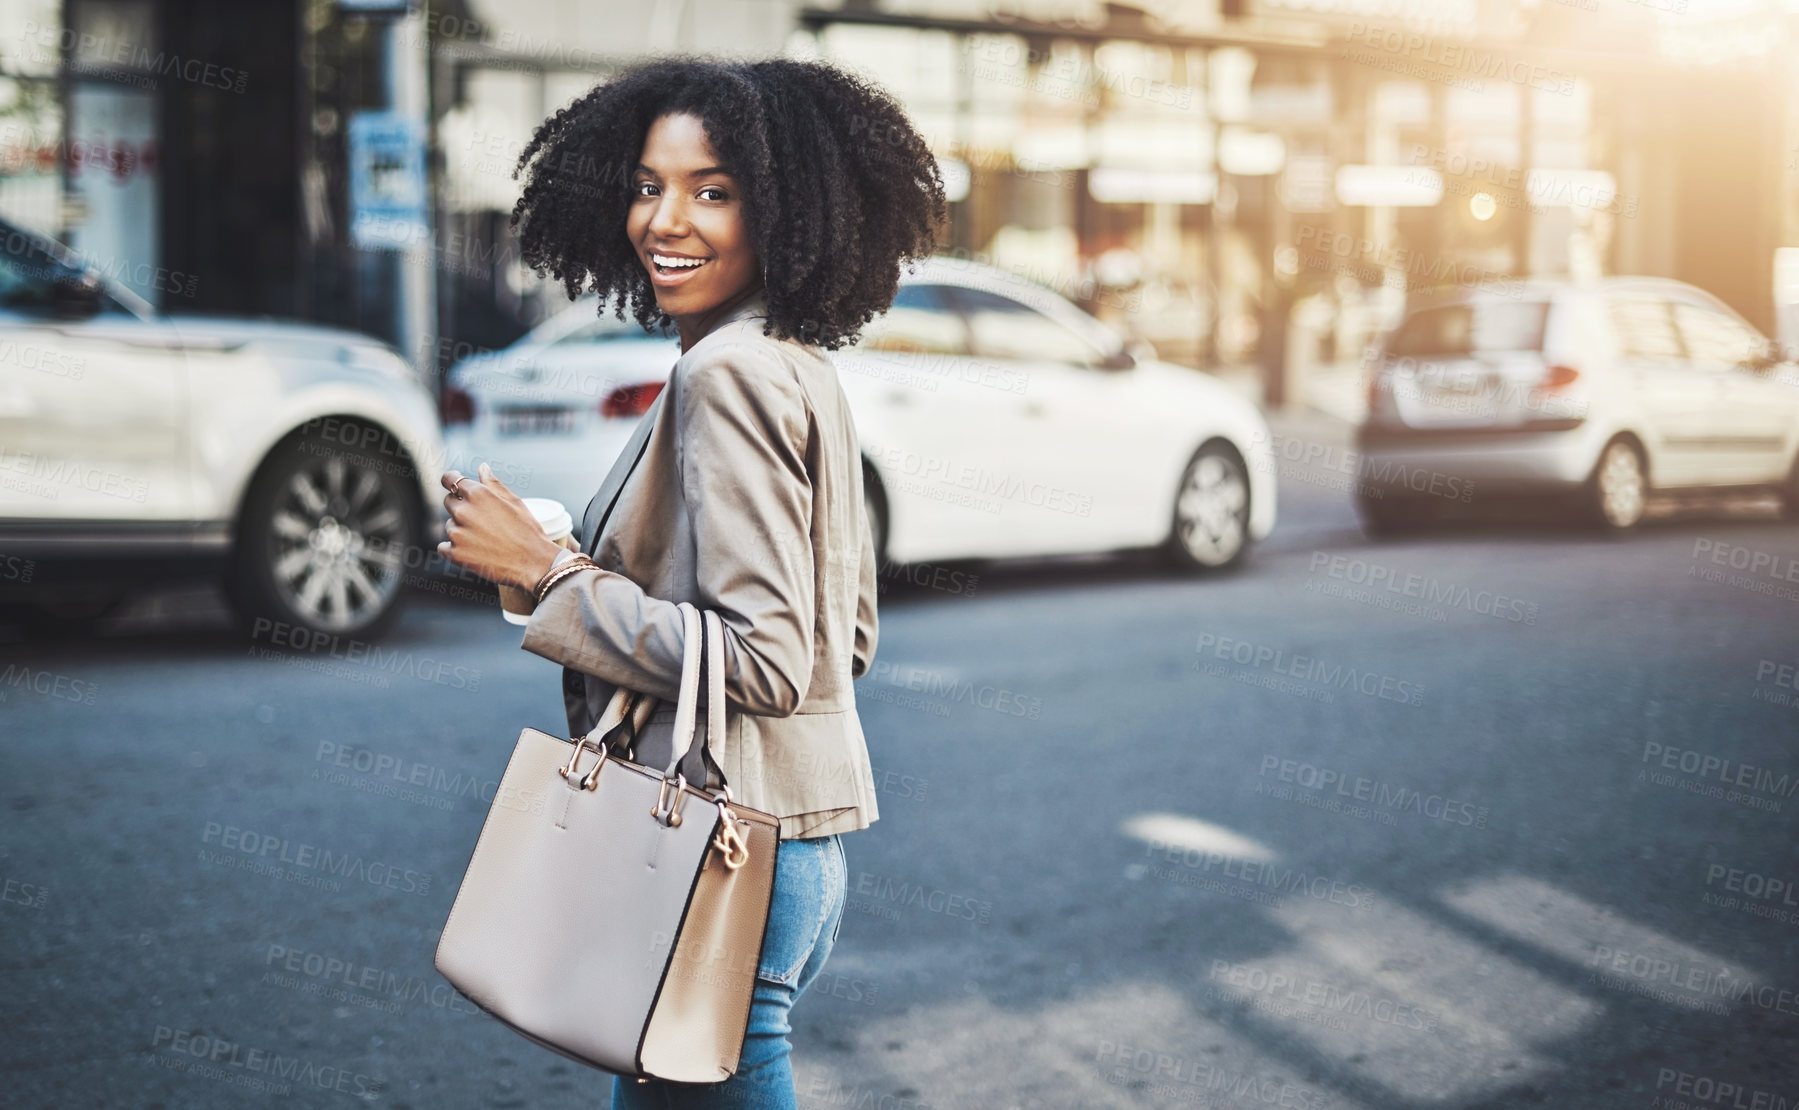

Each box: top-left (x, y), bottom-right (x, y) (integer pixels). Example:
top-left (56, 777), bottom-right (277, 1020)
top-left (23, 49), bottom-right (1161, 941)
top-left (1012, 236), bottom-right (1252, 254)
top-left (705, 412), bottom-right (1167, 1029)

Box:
top-left (51, 276), bottom-right (102, 320)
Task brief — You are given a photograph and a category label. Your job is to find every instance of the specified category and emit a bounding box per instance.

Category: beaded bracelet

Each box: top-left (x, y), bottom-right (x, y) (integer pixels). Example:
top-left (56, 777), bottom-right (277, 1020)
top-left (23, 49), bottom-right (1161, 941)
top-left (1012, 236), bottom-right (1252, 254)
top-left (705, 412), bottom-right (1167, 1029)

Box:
top-left (533, 553), bottom-right (599, 605)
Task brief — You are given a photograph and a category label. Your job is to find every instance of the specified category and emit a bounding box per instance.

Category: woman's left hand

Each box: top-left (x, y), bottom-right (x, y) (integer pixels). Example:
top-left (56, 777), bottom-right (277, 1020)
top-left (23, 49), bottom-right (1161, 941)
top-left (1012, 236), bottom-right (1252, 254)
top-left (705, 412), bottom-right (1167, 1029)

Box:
top-left (437, 463), bottom-right (565, 590)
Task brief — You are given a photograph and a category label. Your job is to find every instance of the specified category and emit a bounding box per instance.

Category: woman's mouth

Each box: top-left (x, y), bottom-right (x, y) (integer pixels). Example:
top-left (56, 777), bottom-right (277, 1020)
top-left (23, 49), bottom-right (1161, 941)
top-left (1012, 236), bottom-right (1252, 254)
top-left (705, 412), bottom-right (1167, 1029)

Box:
top-left (649, 252), bottom-right (711, 281)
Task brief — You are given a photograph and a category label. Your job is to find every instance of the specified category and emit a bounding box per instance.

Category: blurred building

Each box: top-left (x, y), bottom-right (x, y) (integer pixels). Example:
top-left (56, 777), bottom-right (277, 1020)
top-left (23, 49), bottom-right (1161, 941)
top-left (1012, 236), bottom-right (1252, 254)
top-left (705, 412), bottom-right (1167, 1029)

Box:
top-left (0, 0), bottom-right (1794, 398)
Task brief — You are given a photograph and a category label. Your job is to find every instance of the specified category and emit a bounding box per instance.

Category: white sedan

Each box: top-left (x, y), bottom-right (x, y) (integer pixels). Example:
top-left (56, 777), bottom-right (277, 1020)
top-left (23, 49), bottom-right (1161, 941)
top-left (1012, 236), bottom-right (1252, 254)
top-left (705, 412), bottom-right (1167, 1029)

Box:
top-left (441, 257), bottom-right (1277, 572)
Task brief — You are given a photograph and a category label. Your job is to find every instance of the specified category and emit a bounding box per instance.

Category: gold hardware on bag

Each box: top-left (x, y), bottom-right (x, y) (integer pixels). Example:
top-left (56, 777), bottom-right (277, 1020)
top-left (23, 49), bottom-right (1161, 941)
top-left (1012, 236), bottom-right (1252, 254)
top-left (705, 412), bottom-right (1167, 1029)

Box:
top-left (559, 737), bottom-right (606, 788)
top-left (577, 742), bottom-right (611, 791)
top-left (651, 773), bottom-right (688, 827)
top-left (712, 802), bottom-right (750, 871)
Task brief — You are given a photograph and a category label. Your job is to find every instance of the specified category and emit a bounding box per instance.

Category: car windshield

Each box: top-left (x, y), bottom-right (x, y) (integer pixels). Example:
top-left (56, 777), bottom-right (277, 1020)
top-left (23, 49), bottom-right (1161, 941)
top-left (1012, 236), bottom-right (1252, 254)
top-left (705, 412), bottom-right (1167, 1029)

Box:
top-left (1388, 300), bottom-right (1550, 357)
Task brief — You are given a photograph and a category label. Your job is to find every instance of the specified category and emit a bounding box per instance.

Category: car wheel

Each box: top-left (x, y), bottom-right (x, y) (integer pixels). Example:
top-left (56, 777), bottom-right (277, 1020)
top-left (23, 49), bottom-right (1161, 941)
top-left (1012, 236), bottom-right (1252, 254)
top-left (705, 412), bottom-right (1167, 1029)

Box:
top-left (1586, 437), bottom-right (1647, 532)
top-left (1354, 493), bottom-right (1432, 537)
top-left (1167, 443), bottom-right (1250, 571)
top-left (229, 429), bottom-right (419, 640)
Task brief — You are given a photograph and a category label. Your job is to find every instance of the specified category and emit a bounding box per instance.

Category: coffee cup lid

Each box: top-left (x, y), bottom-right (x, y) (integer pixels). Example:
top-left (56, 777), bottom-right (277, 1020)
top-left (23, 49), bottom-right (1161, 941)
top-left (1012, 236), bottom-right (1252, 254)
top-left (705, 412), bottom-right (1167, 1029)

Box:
top-left (521, 497), bottom-right (573, 538)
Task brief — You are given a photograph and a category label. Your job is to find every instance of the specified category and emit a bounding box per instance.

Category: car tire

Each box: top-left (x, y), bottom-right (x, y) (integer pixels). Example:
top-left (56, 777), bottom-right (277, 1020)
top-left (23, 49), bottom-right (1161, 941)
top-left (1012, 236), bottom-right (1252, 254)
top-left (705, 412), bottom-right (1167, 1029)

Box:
top-left (1354, 493), bottom-right (1433, 537)
top-left (1166, 442), bottom-right (1251, 572)
top-left (228, 426), bottom-right (419, 641)
top-left (1584, 437), bottom-right (1648, 532)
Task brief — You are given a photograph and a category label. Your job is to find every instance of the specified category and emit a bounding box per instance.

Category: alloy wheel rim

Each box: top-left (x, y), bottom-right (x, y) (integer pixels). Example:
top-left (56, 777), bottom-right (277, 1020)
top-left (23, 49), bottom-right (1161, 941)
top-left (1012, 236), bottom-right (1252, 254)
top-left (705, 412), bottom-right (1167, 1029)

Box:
top-left (269, 455), bottom-right (406, 630)
top-left (1599, 443), bottom-right (1645, 528)
top-left (1176, 454), bottom-right (1248, 565)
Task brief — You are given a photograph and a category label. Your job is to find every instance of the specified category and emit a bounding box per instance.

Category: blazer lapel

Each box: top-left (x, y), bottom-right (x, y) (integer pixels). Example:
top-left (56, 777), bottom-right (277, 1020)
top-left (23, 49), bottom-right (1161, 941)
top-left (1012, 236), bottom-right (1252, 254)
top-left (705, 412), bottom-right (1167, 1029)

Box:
top-left (578, 293), bottom-right (769, 553)
top-left (579, 389), bottom-right (665, 554)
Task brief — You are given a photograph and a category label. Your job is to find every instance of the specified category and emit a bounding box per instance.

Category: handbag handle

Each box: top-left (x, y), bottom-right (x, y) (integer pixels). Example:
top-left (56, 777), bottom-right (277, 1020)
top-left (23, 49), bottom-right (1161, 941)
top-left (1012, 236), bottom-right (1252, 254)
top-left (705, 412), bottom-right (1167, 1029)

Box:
top-left (571, 603), bottom-right (725, 792)
top-left (665, 606), bottom-right (726, 786)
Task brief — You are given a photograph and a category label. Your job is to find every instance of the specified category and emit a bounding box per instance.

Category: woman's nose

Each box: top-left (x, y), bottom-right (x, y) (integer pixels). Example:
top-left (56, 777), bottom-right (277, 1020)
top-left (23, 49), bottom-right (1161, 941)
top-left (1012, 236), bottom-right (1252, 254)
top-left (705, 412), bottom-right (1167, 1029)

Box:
top-left (648, 194), bottom-right (687, 239)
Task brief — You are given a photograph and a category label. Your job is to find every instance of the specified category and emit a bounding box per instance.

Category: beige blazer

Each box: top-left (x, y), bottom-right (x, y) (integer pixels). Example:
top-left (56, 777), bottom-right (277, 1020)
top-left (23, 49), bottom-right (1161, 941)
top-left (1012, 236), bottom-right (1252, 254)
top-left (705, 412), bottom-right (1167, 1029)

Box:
top-left (520, 292), bottom-right (881, 839)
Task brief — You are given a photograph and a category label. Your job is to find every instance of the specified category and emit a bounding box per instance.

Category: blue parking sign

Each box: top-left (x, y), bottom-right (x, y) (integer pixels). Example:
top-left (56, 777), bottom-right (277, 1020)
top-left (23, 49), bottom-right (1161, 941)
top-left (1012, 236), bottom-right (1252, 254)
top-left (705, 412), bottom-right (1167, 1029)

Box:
top-left (349, 110), bottom-right (428, 250)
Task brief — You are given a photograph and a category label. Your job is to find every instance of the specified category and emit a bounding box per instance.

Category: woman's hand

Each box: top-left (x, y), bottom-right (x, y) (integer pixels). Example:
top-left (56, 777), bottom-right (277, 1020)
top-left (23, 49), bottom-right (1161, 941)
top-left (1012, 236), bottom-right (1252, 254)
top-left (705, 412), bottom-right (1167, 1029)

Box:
top-left (437, 463), bottom-right (565, 590)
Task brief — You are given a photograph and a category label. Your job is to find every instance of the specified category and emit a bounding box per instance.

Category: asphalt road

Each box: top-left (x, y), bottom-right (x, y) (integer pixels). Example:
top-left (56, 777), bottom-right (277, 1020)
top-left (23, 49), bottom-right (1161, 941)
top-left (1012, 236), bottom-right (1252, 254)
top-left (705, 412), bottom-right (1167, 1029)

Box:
top-left (3, 409), bottom-right (1797, 1109)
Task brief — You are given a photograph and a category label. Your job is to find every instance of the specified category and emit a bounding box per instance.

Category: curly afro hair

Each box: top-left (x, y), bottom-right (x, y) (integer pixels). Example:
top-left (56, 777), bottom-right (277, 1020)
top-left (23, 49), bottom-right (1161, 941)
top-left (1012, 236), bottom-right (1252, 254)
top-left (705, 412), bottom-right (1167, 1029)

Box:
top-left (510, 56), bottom-right (947, 351)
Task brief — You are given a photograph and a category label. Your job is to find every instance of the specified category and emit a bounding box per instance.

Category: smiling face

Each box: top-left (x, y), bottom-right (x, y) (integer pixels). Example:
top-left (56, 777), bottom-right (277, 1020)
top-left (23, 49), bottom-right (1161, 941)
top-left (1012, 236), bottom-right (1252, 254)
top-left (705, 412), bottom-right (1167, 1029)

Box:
top-left (626, 112), bottom-right (761, 347)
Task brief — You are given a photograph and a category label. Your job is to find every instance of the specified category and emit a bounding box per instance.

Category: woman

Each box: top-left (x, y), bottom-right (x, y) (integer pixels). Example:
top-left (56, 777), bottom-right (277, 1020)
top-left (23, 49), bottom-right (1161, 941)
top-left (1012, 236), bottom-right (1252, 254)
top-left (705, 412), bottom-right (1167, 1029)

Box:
top-left (434, 57), bottom-right (944, 1108)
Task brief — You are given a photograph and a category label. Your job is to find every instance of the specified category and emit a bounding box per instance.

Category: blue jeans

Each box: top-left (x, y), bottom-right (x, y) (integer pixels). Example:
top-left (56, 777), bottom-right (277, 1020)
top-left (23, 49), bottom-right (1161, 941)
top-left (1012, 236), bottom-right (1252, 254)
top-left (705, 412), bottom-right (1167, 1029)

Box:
top-left (611, 833), bottom-right (848, 1109)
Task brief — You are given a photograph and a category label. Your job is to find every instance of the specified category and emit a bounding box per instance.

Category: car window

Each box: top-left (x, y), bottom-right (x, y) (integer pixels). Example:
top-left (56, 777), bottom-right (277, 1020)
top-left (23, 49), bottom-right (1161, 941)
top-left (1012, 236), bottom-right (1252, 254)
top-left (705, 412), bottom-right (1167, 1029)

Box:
top-left (1607, 299), bottom-right (1685, 365)
top-left (0, 236), bottom-right (71, 315)
top-left (1672, 303), bottom-right (1763, 371)
top-left (1387, 300), bottom-right (1549, 356)
top-left (858, 283), bottom-right (968, 356)
top-left (949, 286), bottom-right (1107, 367)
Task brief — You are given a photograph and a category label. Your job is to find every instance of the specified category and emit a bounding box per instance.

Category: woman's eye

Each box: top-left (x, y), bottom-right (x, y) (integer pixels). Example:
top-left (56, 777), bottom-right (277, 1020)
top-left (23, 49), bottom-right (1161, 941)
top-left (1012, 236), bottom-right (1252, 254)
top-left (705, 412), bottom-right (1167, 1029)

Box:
top-left (633, 181), bottom-right (658, 197)
top-left (699, 186), bottom-right (728, 201)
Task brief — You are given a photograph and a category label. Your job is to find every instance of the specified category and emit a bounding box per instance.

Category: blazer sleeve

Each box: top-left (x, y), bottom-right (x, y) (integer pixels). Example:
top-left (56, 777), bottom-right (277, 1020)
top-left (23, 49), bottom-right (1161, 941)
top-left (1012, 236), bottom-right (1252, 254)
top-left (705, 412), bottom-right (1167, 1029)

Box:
top-left (518, 340), bottom-right (816, 718)
top-left (852, 480), bottom-right (878, 679)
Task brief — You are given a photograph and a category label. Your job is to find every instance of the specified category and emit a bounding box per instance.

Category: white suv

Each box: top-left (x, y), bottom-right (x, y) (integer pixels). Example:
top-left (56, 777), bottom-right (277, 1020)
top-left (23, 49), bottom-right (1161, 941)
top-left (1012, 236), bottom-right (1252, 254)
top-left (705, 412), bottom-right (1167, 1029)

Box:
top-left (0, 219), bottom-right (445, 638)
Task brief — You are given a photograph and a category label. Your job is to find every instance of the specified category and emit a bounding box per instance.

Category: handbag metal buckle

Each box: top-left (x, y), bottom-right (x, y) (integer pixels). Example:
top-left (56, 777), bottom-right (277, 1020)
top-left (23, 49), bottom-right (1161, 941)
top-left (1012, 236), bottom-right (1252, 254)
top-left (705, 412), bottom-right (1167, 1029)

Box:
top-left (712, 800), bottom-right (750, 870)
top-left (651, 772), bottom-right (688, 827)
top-left (558, 737), bottom-right (609, 791)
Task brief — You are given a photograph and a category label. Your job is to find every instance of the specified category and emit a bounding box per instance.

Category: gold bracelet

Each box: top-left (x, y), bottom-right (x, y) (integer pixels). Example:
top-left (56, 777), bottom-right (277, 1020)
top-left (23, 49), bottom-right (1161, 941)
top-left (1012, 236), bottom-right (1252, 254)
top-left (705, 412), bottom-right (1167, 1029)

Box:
top-left (533, 553), bottom-right (598, 605)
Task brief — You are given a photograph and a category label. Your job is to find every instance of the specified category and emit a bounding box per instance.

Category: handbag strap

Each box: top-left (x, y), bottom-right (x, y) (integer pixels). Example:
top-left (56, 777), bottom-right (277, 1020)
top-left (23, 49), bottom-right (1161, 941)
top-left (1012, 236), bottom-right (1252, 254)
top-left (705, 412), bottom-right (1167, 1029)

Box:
top-left (576, 602), bottom-right (724, 788)
top-left (667, 607), bottom-right (726, 787)
top-left (674, 609), bottom-right (725, 788)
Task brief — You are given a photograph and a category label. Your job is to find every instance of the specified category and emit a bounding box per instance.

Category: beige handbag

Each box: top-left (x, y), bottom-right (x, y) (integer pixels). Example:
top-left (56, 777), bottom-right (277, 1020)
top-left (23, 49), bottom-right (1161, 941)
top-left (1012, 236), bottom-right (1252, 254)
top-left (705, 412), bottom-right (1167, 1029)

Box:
top-left (435, 602), bottom-right (780, 1082)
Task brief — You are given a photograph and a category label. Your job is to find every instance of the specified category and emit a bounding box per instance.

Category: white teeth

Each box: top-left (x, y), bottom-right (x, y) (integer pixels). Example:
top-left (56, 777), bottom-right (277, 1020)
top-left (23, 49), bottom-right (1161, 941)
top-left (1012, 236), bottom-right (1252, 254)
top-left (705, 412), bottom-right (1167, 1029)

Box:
top-left (652, 254), bottom-right (707, 269)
